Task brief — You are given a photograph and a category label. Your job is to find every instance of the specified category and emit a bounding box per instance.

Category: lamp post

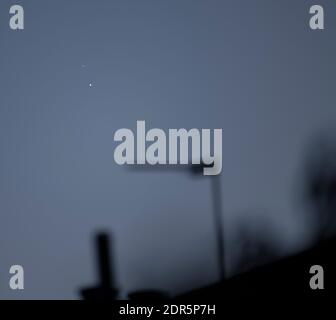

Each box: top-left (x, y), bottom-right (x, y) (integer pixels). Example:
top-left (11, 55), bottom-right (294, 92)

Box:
top-left (131, 163), bottom-right (226, 282)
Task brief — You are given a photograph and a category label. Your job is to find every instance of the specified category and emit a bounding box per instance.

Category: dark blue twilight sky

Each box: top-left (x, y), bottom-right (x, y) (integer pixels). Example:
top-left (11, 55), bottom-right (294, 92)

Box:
top-left (0, 0), bottom-right (336, 298)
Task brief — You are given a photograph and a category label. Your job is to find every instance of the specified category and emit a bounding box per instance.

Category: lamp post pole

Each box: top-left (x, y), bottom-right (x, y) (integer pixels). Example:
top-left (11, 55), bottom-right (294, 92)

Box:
top-left (211, 175), bottom-right (225, 281)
